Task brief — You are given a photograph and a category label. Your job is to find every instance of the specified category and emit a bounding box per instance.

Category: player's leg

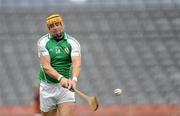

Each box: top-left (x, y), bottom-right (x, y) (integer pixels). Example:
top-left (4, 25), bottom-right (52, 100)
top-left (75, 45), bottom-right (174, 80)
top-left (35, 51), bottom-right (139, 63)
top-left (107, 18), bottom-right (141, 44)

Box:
top-left (33, 87), bottom-right (41, 116)
top-left (41, 109), bottom-right (57, 116)
top-left (56, 86), bottom-right (76, 116)
top-left (57, 102), bottom-right (75, 116)
top-left (40, 82), bottom-right (58, 116)
top-left (33, 78), bottom-right (41, 116)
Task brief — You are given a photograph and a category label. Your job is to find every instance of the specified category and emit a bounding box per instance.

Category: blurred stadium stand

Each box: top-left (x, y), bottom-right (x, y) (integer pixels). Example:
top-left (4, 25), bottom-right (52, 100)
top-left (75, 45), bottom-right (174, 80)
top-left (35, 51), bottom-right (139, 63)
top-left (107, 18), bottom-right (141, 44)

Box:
top-left (0, 0), bottom-right (180, 111)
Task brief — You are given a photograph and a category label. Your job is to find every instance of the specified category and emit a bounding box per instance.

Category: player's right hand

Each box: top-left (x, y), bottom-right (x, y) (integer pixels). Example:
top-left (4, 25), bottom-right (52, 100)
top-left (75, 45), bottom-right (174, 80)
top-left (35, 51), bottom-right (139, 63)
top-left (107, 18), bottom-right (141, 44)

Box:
top-left (60, 77), bottom-right (69, 88)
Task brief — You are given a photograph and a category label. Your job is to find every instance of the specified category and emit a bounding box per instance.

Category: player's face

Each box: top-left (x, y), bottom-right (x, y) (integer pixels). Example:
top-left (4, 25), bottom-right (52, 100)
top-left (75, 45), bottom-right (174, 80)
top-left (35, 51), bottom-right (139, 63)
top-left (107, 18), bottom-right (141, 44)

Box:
top-left (48, 22), bottom-right (63, 36)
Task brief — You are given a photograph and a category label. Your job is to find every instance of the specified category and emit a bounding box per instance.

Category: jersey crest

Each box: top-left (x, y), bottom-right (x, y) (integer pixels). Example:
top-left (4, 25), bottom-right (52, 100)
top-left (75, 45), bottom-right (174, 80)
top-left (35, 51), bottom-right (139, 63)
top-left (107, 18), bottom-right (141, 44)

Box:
top-left (64, 47), bottom-right (69, 54)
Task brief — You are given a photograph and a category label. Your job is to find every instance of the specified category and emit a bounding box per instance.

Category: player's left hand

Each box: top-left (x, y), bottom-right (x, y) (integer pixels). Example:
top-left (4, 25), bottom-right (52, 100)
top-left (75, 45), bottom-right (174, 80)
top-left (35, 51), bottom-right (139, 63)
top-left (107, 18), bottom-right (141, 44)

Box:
top-left (67, 80), bottom-right (77, 91)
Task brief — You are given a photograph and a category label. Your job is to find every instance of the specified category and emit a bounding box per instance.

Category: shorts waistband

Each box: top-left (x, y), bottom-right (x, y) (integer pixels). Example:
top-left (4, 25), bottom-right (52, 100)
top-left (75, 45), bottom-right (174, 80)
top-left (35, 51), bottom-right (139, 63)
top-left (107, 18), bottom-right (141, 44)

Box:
top-left (40, 80), bottom-right (59, 86)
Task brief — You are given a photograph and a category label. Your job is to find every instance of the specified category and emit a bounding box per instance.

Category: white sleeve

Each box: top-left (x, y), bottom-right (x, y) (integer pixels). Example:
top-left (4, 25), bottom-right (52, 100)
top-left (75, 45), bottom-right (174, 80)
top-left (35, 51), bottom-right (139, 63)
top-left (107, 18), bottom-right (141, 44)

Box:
top-left (68, 38), bottom-right (81, 57)
top-left (37, 39), bottom-right (49, 57)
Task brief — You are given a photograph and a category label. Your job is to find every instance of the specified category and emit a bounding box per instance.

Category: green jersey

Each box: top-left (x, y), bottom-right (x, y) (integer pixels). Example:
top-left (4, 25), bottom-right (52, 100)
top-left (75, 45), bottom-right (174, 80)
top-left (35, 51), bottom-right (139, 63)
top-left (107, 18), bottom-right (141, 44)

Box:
top-left (37, 32), bottom-right (81, 83)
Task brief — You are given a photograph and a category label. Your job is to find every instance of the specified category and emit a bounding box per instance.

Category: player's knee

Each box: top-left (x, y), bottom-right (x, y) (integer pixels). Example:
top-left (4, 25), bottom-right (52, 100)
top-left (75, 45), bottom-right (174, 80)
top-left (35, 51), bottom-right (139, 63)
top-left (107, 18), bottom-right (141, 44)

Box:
top-left (59, 110), bottom-right (74, 116)
top-left (58, 103), bottom-right (75, 116)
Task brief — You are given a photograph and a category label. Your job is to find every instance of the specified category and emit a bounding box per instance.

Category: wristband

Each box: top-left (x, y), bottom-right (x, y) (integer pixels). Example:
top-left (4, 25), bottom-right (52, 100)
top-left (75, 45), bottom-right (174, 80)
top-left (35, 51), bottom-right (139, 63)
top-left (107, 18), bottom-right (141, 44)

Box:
top-left (72, 76), bottom-right (78, 82)
top-left (57, 75), bottom-right (63, 82)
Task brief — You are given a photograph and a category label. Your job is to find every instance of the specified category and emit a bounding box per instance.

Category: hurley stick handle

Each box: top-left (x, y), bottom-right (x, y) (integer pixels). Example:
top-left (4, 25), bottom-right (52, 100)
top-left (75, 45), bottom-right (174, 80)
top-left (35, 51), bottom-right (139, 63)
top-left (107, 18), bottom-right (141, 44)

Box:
top-left (73, 88), bottom-right (90, 100)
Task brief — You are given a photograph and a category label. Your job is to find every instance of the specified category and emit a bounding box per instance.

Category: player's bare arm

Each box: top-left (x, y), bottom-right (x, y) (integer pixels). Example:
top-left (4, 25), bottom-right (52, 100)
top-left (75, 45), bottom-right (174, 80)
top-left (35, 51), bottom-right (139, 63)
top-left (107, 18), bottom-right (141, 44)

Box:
top-left (40, 55), bottom-right (69, 88)
top-left (72, 56), bottom-right (81, 79)
top-left (68, 56), bottom-right (81, 90)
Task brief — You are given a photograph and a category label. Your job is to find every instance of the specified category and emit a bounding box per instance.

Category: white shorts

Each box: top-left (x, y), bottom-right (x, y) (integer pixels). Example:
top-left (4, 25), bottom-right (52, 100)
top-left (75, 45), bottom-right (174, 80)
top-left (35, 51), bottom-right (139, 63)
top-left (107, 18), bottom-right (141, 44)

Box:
top-left (40, 81), bottom-right (75, 112)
